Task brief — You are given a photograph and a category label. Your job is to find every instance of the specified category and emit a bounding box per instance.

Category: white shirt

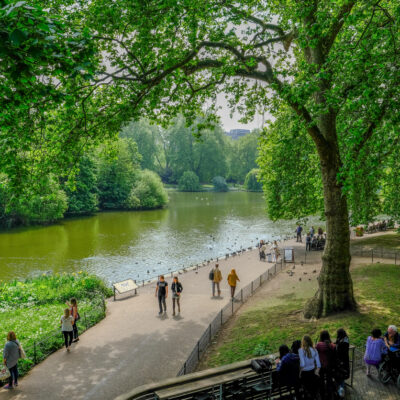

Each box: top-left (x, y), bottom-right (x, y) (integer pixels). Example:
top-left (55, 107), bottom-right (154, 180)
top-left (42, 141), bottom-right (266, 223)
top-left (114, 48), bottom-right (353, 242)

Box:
top-left (61, 315), bottom-right (74, 332)
top-left (299, 348), bottom-right (321, 371)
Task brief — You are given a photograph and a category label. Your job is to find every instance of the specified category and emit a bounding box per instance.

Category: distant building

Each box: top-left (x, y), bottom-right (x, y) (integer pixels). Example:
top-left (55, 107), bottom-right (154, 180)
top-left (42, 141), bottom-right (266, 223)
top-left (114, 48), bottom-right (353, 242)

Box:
top-left (225, 129), bottom-right (251, 140)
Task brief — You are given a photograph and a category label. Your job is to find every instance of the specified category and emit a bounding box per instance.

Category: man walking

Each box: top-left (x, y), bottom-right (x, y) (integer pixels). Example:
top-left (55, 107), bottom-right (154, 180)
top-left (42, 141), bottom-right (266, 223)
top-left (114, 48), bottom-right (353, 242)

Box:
top-left (212, 264), bottom-right (222, 297)
top-left (155, 275), bottom-right (168, 315)
top-left (310, 226), bottom-right (315, 238)
top-left (296, 225), bottom-right (303, 242)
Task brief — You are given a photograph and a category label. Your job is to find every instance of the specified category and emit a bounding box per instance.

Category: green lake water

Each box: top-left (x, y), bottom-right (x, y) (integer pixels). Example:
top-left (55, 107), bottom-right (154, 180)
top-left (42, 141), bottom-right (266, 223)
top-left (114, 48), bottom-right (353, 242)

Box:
top-left (0, 192), bottom-right (318, 284)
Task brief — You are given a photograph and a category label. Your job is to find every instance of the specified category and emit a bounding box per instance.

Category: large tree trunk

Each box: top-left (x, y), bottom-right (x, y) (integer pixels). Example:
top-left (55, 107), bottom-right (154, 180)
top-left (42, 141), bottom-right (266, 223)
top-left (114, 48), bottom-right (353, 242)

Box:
top-left (304, 139), bottom-right (357, 319)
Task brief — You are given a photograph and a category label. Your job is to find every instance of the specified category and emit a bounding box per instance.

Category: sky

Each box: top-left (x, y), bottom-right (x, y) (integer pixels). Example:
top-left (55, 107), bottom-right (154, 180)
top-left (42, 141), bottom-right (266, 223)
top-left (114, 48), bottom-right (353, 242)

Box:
top-left (216, 93), bottom-right (267, 132)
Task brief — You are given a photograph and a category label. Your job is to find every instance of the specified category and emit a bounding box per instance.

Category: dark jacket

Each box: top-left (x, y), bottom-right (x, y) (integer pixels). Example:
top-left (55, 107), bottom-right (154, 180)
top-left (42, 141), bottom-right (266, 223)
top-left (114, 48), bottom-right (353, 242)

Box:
top-left (335, 337), bottom-right (350, 380)
top-left (277, 353), bottom-right (300, 387)
top-left (171, 282), bottom-right (183, 294)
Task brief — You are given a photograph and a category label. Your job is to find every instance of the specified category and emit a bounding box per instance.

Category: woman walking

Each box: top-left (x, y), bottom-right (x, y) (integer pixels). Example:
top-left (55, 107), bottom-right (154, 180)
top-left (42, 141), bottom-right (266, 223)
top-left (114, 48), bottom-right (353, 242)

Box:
top-left (171, 276), bottom-right (183, 316)
top-left (227, 269), bottom-right (240, 299)
top-left (66, 298), bottom-right (80, 342)
top-left (61, 308), bottom-right (74, 352)
top-left (299, 335), bottom-right (321, 399)
top-left (2, 331), bottom-right (21, 389)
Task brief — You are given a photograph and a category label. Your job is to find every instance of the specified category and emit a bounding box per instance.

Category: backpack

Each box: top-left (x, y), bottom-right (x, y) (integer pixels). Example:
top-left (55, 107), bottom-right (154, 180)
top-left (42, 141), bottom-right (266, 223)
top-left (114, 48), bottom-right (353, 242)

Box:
top-left (251, 358), bottom-right (272, 373)
top-left (209, 270), bottom-right (214, 281)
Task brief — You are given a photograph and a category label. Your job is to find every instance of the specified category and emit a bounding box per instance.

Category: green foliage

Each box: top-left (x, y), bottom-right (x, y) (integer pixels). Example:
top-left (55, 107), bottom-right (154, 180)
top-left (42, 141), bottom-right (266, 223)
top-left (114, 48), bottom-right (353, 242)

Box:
top-left (128, 170), bottom-right (168, 210)
top-left (97, 138), bottom-right (141, 209)
top-left (258, 109), bottom-right (324, 221)
top-left (227, 132), bottom-right (259, 183)
top-left (212, 176), bottom-right (228, 192)
top-left (178, 171), bottom-right (201, 192)
top-left (0, 175), bottom-right (67, 227)
top-left (65, 155), bottom-right (98, 215)
top-left (0, 272), bottom-right (111, 376)
top-left (244, 169), bottom-right (262, 192)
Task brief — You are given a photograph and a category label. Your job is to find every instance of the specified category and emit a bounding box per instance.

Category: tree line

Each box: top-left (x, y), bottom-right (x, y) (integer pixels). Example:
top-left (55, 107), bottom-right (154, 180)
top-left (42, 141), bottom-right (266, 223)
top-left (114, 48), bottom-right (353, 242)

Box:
top-left (121, 116), bottom-right (261, 189)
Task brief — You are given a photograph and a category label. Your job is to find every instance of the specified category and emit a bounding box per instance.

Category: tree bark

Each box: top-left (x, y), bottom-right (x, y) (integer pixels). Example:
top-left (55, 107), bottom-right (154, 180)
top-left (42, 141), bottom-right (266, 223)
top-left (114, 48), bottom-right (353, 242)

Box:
top-left (304, 139), bottom-right (357, 319)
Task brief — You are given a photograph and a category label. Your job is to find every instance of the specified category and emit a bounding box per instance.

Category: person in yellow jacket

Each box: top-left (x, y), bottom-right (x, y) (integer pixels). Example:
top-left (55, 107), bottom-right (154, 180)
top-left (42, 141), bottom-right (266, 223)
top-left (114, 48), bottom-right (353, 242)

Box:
top-left (212, 264), bottom-right (222, 297)
top-left (227, 269), bottom-right (240, 298)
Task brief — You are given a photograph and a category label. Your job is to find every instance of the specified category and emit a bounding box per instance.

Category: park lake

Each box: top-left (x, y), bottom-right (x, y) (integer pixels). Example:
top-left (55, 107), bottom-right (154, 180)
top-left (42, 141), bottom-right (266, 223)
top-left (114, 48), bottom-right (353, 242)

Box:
top-left (0, 192), bottom-right (321, 284)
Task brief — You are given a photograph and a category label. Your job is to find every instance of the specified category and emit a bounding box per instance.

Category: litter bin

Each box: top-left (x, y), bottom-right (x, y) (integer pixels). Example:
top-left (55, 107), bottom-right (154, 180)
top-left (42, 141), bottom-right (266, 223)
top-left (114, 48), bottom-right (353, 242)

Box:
top-left (267, 253), bottom-right (272, 263)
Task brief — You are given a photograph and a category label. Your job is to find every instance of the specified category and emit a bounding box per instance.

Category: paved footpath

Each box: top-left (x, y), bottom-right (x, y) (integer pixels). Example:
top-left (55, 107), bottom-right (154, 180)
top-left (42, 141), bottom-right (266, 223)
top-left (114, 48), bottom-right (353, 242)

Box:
top-left (0, 240), bottom-right (296, 400)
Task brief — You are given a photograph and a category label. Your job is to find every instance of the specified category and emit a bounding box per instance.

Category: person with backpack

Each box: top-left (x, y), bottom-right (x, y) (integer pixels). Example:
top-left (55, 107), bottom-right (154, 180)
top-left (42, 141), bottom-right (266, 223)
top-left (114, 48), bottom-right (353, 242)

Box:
top-left (299, 335), bottom-right (321, 399)
top-left (171, 276), bottom-right (183, 316)
top-left (155, 275), bottom-right (168, 315)
top-left (316, 330), bottom-right (336, 399)
top-left (210, 264), bottom-right (222, 297)
top-left (335, 328), bottom-right (350, 398)
top-left (66, 297), bottom-right (80, 342)
top-left (2, 331), bottom-right (23, 389)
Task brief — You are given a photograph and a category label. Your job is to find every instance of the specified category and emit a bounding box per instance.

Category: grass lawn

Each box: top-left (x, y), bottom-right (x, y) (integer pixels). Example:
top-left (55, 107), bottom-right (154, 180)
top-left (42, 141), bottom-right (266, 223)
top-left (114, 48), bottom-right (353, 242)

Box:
top-left (351, 233), bottom-right (400, 250)
top-left (202, 263), bottom-right (400, 368)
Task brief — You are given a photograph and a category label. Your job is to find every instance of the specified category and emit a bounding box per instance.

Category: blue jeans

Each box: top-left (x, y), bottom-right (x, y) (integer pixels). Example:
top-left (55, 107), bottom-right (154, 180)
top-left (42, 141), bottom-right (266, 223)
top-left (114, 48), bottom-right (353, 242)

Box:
top-left (158, 295), bottom-right (166, 313)
top-left (8, 364), bottom-right (18, 386)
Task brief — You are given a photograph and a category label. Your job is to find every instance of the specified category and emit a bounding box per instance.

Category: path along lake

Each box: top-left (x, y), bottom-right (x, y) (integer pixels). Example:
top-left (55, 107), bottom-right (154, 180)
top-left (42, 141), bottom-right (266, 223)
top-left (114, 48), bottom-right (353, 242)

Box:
top-left (0, 192), bottom-right (320, 284)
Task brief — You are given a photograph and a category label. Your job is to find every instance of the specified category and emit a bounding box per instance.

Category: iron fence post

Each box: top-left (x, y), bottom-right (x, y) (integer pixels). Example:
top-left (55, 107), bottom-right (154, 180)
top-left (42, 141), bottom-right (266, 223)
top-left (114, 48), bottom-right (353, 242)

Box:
top-left (84, 312), bottom-right (87, 330)
top-left (395, 252), bottom-right (397, 265)
top-left (209, 324), bottom-right (212, 341)
top-left (184, 362), bottom-right (187, 375)
top-left (241, 289), bottom-right (243, 303)
top-left (197, 341), bottom-right (200, 361)
top-left (231, 299), bottom-right (234, 314)
top-left (372, 249), bottom-right (374, 263)
top-left (251, 281), bottom-right (253, 294)
top-left (220, 309), bottom-right (223, 325)
top-left (260, 275), bottom-right (262, 286)
top-left (33, 341), bottom-right (37, 365)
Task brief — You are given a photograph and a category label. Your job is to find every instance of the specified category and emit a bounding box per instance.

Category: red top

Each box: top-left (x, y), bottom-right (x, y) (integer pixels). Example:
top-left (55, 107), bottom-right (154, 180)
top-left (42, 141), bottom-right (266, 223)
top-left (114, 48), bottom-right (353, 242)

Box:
top-left (316, 341), bottom-right (336, 369)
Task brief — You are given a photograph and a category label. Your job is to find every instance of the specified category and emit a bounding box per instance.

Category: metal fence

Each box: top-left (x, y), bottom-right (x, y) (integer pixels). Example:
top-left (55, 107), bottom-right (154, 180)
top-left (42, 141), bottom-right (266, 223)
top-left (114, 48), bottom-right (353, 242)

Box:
top-left (350, 246), bottom-right (399, 264)
top-left (177, 260), bottom-right (286, 376)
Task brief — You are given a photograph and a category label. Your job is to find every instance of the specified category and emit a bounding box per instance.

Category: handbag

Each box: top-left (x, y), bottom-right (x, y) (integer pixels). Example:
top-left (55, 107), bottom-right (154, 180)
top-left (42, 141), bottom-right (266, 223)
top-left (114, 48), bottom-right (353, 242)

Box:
top-left (0, 367), bottom-right (10, 380)
top-left (19, 345), bottom-right (26, 359)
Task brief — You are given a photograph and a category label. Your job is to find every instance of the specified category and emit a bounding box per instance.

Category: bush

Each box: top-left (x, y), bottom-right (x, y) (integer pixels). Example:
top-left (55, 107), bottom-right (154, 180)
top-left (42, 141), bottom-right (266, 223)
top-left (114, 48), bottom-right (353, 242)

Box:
top-left (129, 170), bottom-right (168, 209)
top-left (212, 176), bottom-right (228, 192)
top-left (178, 171), bottom-right (200, 192)
top-left (0, 273), bottom-right (112, 377)
top-left (244, 169), bottom-right (263, 192)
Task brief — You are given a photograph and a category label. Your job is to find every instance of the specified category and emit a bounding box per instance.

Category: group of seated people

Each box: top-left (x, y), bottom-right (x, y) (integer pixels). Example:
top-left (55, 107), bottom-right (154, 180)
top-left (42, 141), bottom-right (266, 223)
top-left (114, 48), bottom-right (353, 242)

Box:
top-left (305, 233), bottom-right (326, 251)
top-left (272, 325), bottom-right (400, 399)
top-left (365, 220), bottom-right (390, 234)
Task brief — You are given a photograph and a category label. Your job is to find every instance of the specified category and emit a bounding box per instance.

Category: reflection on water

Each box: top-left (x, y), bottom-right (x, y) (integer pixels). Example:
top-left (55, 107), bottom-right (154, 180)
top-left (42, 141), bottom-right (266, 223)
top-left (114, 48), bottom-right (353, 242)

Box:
top-left (0, 192), bottom-right (321, 284)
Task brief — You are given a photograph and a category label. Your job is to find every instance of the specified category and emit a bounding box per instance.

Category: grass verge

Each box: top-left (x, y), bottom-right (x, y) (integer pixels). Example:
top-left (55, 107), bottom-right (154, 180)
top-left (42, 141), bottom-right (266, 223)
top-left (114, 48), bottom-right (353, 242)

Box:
top-left (351, 233), bottom-right (400, 249)
top-left (0, 273), bottom-right (112, 377)
top-left (202, 263), bottom-right (400, 368)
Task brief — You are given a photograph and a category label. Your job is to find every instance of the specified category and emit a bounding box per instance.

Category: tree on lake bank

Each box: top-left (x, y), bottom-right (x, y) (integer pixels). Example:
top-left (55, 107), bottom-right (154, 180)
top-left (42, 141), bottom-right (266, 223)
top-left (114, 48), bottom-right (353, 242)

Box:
top-left (82, 0), bottom-right (399, 318)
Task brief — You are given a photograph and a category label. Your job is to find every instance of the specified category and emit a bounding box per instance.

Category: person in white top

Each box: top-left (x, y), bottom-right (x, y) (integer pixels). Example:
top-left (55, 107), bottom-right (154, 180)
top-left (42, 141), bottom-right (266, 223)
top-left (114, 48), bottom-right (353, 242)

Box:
top-left (60, 308), bottom-right (74, 352)
top-left (270, 241), bottom-right (280, 262)
top-left (299, 335), bottom-right (321, 398)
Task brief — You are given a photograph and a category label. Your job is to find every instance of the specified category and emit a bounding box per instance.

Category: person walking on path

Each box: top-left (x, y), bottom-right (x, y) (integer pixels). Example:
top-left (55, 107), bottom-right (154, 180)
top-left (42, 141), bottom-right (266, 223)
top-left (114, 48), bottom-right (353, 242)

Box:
top-left (155, 275), bottom-right (168, 315)
top-left (171, 276), bottom-right (183, 316)
top-left (296, 225), bottom-right (303, 242)
top-left (61, 308), bottom-right (74, 352)
top-left (364, 328), bottom-right (386, 376)
top-left (227, 269), bottom-right (240, 299)
top-left (2, 331), bottom-right (22, 389)
top-left (66, 298), bottom-right (80, 343)
top-left (212, 264), bottom-right (222, 297)
top-left (310, 226), bottom-right (315, 238)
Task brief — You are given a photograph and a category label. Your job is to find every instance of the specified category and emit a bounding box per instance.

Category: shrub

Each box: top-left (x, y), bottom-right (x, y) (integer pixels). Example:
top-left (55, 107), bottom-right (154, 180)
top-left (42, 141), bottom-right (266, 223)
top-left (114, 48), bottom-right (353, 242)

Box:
top-left (178, 171), bottom-right (200, 192)
top-left (212, 176), bottom-right (228, 192)
top-left (244, 169), bottom-right (263, 192)
top-left (129, 170), bottom-right (168, 209)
